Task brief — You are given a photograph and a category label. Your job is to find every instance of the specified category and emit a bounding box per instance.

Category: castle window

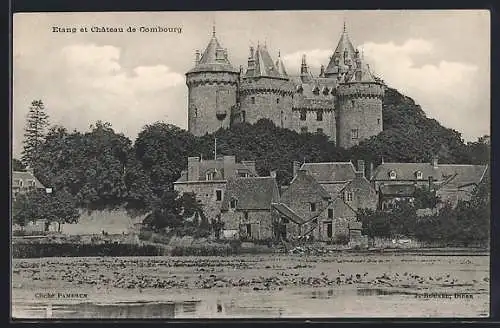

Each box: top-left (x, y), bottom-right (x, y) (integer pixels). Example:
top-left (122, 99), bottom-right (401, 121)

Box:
top-left (300, 110), bottom-right (306, 121)
top-left (389, 170), bottom-right (397, 180)
top-left (194, 107), bottom-right (198, 117)
top-left (245, 224), bottom-right (252, 237)
top-left (215, 189), bottom-right (223, 201)
top-left (301, 127), bottom-right (308, 134)
top-left (313, 86), bottom-right (320, 95)
top-left (241, 110), bottom-right (246, 122)
top-left (276, 98), bottom-right (280, 104)
top-left (351, 100), bottom-right (355, 108)
top-left (230, 198), bottom-right (238, 209)
top-left (415, 171), bottom-right (423, 180)
top-left (18, 180), bottom-right (23, 187)
top-left (378, 118), bottom-right (381, 125)
top-left (310, 202), bottom-right (316, 212)
top-left (328, 209), bottom-right (334, 219)
top-left (251, 97), bottom-right (255, 104)
top-left (351, 129), bottom-right (359, 139)
top-left (316, 110), bottom-right (323, 121)
top-left (244, 211), bottom-right (249, 220)
top-left (317, 128), bottom-right (323, 134)
top-left (323, 87), bottom-right (329, 95)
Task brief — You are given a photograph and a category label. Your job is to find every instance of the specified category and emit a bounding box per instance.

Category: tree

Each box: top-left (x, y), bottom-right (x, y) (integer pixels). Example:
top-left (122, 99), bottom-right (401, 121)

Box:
top-left (12, 189), bottom-right (80, 232)
top-left (12, 158), bottom-right (26, 171)
top-left (22, 100), bottom-right (50, 167)
top-left (413, 186), bottom-right (440, 209)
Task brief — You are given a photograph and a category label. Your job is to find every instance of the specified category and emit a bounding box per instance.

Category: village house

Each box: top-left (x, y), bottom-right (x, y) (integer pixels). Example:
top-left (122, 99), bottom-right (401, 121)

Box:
top-left (371, 157), bottom-right (489, 210)
top-left (12, 168), bottom-right (46, 201)
top-left (220, 175), bottom-right (280, 240)
top-left (173, 155), bottom-right (259, 221)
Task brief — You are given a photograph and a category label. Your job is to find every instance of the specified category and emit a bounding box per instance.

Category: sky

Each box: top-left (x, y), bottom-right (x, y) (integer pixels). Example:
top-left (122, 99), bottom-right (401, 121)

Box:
top-left (12, 10), bottom-right (490, 158)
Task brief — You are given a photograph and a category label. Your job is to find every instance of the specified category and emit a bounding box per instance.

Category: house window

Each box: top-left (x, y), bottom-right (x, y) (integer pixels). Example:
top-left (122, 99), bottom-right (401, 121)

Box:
top-left (351, 100), bottom-right (355, 108)
top-left (31, 180), bottom-right (36, 186)
top-left (351, 129), bottom-right (358, 139)
top-left (238, 172), bottom-right (249, 178)
top-left (415, 171), bottom-right (423, 180)
top-left (251, 97), bottom-right (255, 104)
top-left (246, 224), bottom-right (252, 237)
top-left (241, 111), bottom-right (246, 122)
top-left (215, 189), bottom-right (222, 201)
top-left (313, 219), bottom-right (318, 224)
top-left (276, 98), bottom-right (280, 104)
top-left (230, 198), bottom-right (238, 209)
top-left (389, 170), bottom-right (397, 180)
top-left (310, 202), bottom-right (316, 212)
top-left (244, 212), bottom-right (249, 220)
top-left (317, 128), bottom-right (323, 134)
top-left (206, 172), bottom-right (215, 181)
top-left (301, 127), bottom-right (308, 134)
top-left (346, 192), bottom-right (353, 202)
top-left (328, 209), bottom-right (334, 219)
top-left (326, 221), bottom-right (333, 238)
top-left (282, 218), bottom-right (289, 224)
top-left (300, 110), bottom-right (306, 121)
top-left (316, 110), bottom-right (323, 121)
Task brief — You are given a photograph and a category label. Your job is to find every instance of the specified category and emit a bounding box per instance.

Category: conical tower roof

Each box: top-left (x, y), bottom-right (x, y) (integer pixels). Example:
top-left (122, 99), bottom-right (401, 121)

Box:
top-left (324, 22), bottom-right (357, 77)
top-left (348, 62), bottom-right (376, 83)
top-left (187, 27), bottom-right (238, 74)
top-left (275, 51), bottom-right (288, 78)
top-left (246, 43), bottom-right (280, 78)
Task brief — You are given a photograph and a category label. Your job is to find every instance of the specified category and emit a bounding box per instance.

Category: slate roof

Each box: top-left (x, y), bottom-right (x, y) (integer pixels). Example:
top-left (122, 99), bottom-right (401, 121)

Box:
top-left (275, 53), bottom-right (288, 78)
top-left (281, 170), bottom-right (332, 204)
top-left (174, 159), bottom-right (258, 183)
top-left (187, 33), bottom-right (239, 74)
top-left (372, 162), bottom-right (488, 188)
top-left (221, 177), bottom-right (279, 211)
top-left (12, 171), bottom-right (45, 189)
top-left (319, 182), bottom-right (351, 199)
top-left (271, 203), bottom-right (305, 224)
top-left (325, 26), bottom-right (357, 76)
top-left (300, 162), bottom-right (357, 183)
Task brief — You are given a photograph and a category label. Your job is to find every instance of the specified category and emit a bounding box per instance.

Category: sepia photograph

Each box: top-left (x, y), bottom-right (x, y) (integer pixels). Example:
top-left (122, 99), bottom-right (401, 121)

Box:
top-left (11, 10), bottom-right (490, 319)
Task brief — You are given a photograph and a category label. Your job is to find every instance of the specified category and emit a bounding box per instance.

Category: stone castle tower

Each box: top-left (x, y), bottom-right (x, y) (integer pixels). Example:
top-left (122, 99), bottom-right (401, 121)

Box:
top-left (186, 23), bottom-right (384, 148)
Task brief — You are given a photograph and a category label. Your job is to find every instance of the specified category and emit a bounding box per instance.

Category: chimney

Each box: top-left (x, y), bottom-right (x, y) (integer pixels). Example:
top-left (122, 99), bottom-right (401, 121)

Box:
top-left (293, 161), bottom-right (301, 177)
top-left (223, 155), bottom-right (236, 179)
top-left (432, 156), bottom-right (438, 168)
top-left (187, 157), bottom-right (200, 181)
top-left (357, 160), bottom-right (365, 178)
top-left (320, 65), bottom-right (325, 77)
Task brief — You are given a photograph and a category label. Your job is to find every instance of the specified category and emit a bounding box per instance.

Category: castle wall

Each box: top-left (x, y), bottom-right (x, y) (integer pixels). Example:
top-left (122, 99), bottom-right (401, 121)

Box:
top-left (289, 108), bottom-right (336, 141)
top-left (239, 78), bottom-right (294, 128)
top-left (186, 72), bottom-right (239, 136)
top-left (336, 83), bottom-right (384, 148)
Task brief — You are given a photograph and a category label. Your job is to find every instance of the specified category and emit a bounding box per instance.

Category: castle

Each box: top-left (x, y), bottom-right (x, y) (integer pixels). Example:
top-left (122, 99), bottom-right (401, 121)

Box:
top-left (185, 23), bottom-right (385, 148)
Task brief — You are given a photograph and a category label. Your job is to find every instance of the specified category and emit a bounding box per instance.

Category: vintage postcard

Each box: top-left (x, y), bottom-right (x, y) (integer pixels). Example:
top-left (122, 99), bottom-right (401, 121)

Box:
top-left (11, 10), bottom-right (490, 319)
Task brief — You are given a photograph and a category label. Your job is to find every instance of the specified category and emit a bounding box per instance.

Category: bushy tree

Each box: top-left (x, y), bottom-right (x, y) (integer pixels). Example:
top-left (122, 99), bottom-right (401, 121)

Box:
top-left (12, 188), bottom-right (79, 232)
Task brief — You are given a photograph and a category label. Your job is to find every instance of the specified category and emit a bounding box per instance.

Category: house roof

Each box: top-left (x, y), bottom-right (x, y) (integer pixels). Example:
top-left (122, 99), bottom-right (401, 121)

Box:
top-left (12, 171), bottom-right (45, 189)
top-left (271, 203), bottom-right (305, 224)
top-left (319, 182), bottom-right (351, 199)
top-left (379, 184), bottom-right (416, 197)
top-left (372, 162), bottom-right (488, 188)
top-left (282, 170), bottom-right (331, 204)
top-left (300, 162), bottom-right (357, 183)
top-left (174, 158), bottom-right (258, 183)
top-left (221, 177), bottom-right (279, 211)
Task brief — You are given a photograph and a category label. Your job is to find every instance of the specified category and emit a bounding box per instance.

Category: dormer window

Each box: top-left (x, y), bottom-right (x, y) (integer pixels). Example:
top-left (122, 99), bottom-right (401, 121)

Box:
top-left (230, 198), bottom-right (238, 209)
top-left (316, 110), bottom-right (323, 121)
top-left (312, 86), bottom-right (320, 95)
top-left (296, 85), bottom-right (303, 93)
top-left (310, 202), bottom-right (316, 212)
top-left (389, 170), bottom-right (397, 180)
top-left (322, 87), bottom-right (329, 95)
top-left (206, 171), bottom-right (215, 181)
top-left (415, 171), bottom-right (423, 180)
top-left (300, 110), bottom-right (306, 121)
top-left (251, 96), bottom-right (255, 104)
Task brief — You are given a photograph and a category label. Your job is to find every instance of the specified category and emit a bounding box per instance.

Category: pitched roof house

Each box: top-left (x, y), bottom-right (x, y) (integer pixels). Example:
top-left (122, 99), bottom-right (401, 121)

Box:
top-left (12, 169), bottom-right (46, 201)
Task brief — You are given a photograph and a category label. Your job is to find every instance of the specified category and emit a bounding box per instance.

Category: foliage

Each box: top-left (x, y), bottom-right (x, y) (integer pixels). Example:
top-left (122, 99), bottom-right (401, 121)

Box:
top-left (333, 233), bottom-right (350, 245)
top-left (413, 186), bottom-right (441, 209)
top-left (12, 158), bottom-right (26, 171)
top-left (22, 100), bottom-right (50, 167)
top-left (12, 188), bottom-right (80, 232)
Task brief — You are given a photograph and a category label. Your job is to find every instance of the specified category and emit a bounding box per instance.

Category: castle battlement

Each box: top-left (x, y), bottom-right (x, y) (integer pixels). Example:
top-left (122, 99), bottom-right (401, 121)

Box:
top-left (336, 82), bottom-right (385, 99)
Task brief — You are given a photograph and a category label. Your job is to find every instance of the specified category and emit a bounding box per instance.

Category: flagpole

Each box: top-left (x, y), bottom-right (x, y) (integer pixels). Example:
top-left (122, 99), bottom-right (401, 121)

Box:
top-left (214, 138), bottom-right (217, 160)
